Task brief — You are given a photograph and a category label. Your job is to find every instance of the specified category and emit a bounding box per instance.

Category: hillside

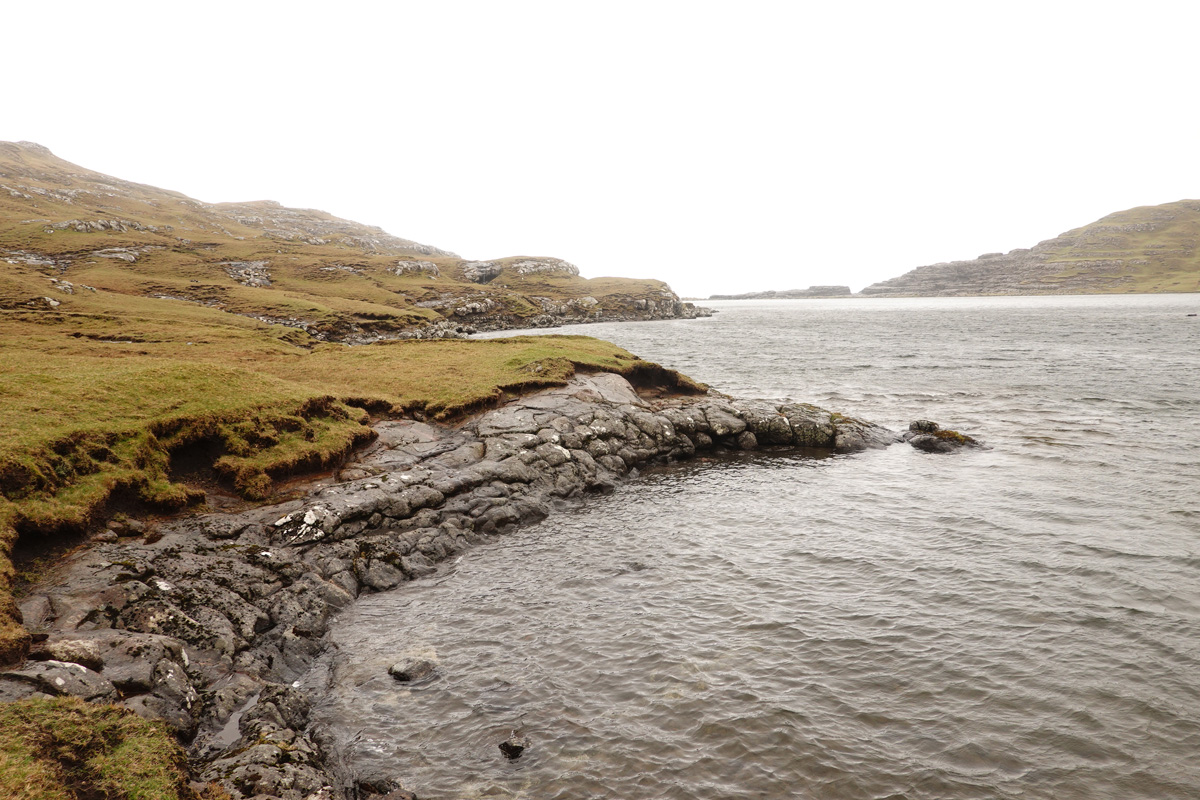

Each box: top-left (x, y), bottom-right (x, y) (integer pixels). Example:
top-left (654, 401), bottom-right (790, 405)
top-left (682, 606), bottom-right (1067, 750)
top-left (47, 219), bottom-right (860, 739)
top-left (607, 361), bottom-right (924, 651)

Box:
top-left (0, 141), bottom-right (707, 338)
top-left (0, 142), bottom-right (710, 664)
top-left (861, 200), bottom-right (1200, 296)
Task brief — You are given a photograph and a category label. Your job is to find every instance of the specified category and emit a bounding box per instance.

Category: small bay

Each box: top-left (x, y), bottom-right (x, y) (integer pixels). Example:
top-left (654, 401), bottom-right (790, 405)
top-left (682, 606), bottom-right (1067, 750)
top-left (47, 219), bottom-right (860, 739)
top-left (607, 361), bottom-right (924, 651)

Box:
top-left (306, 295), bottom-right (1200, 799)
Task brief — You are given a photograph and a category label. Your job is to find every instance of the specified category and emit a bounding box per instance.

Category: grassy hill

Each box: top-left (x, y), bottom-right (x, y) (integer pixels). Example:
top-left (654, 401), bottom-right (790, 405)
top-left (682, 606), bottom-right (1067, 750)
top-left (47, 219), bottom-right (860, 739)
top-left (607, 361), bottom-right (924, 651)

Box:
top-left (0, 142), bottom-right (706, 664)
top-left (861, 200), bottom-right (1200, 296)
top-left (1, 141), bottom-right (701, 337)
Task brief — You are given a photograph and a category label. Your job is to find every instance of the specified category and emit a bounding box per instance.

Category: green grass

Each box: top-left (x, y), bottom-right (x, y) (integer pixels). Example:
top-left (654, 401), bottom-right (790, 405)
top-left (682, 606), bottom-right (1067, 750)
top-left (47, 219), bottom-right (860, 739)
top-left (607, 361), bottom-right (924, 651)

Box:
top-left (1041, 200), bottom-right (1200, 293)
top-left (0, 697), bottom-right (205, 800)
top-left (0, 138), bottom-right (710, 800)
top-left (0, 141), bottom-right (681, 344)
top-left (0, 301), bottom-right (699, 662)
top-left (0, 141), bottom-right (706, 665)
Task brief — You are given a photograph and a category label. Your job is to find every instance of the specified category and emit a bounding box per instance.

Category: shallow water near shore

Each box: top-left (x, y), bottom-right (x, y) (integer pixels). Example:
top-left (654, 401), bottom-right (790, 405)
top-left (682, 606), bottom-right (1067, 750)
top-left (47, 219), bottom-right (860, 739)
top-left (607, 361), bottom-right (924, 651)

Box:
top-left (306, 295), bottom-right (1200, 799)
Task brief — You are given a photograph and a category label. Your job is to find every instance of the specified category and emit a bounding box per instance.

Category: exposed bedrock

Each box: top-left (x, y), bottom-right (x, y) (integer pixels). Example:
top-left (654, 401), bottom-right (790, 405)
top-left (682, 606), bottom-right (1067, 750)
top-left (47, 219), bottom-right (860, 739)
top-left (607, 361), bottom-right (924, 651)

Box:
top-left (9, 375), bottom-right (952, 799)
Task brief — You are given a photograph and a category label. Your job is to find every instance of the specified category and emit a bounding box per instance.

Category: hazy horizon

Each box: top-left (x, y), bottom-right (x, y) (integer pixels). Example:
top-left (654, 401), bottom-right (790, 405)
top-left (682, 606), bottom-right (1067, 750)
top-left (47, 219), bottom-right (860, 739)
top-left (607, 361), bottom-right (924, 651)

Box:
top-left (6, 1), bottom-right (1200, 297)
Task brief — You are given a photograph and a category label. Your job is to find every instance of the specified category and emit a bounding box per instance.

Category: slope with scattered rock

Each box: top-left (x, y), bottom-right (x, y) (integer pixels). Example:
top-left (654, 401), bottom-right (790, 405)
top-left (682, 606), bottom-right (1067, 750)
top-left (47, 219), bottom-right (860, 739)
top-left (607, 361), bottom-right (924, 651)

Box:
top-left (0, 141), bottom-right (709, 343)
top-left (0, 141), bottom-right (711, 666)
top-left (861, 200), bottom-right (1200, 296)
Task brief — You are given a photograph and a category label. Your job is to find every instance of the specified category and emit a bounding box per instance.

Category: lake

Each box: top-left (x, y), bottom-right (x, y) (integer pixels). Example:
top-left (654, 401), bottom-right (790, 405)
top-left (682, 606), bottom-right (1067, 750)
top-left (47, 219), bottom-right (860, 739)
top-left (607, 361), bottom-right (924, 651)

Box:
top-left (306, 295), bottom-right (1200, 799)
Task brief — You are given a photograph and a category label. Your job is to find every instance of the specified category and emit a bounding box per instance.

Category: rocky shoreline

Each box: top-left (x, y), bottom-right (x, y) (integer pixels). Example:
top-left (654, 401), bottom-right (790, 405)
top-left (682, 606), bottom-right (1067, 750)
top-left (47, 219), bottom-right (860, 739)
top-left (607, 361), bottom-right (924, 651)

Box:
top-left (246, 291), bottom-right (714, 345)
top-left (1, 374), bottom-right (969, 799)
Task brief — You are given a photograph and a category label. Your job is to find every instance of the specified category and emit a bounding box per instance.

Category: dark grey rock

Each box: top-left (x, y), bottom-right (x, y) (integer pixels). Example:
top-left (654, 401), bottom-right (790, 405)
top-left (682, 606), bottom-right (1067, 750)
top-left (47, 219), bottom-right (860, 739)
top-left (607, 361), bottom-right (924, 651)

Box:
top-left (388, 657), bottom-right (437, 683)
top-left (908, 430), bottom-right (982, 453)
top-left (1, 660), bottom-right (119, 702)
top-left (500, 730), bottom-right (531, 759)
top-left (18, 371), bottom-right (912, 799)
top-left (703, 405), bottom-right (747, 437)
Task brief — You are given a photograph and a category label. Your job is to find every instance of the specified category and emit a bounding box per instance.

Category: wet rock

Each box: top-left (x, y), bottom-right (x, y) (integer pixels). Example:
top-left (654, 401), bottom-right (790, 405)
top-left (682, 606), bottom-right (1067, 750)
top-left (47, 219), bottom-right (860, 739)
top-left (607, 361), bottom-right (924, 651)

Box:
top-left (400, 552), bottom-right (436, 578)
top-left (199, 517), bottom-right (253, 540)
top-left (499, 730), bottom-right (530, 759)
top-left (358, 559), bottom-right (407, 592)
top-left (907, 429), bottom-right (982, 453)
top-left (780, 404), bottom-right (836, 447)
top-left (380, 789), bottom-right (418, 800)
top-left (702, 405), bottom-right (747, 437)
top-left (201, 683), bottom-right (325, 793)
top-left (831, 414), bottom-right (899, 452)
top-left (355, 774), bottom-right (417, 799)
top-left (388, 657), bottom-right (436, 682)
top-left (18, 371), bottom-right (914, 798)
top-left (900, 420), bottom-right (982, 452)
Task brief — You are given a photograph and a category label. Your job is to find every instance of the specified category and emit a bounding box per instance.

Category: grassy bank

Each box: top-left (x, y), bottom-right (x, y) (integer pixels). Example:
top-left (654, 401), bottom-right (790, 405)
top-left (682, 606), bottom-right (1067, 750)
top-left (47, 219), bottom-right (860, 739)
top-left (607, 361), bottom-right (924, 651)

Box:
top-left (0, 139), bottom-right (710, 800)
top-left (0, 697), bottom-right (217, 800)
top-left (0, 293), bottom-right (701, 663)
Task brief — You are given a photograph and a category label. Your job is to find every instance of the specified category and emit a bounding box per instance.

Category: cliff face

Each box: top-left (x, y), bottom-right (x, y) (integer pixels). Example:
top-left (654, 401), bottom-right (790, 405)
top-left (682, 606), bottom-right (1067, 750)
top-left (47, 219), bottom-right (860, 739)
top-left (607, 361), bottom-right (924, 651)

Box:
top-left (0, 141), bottom-right (708, 341)
top-left (861, 200), bottom-right (1200, 296)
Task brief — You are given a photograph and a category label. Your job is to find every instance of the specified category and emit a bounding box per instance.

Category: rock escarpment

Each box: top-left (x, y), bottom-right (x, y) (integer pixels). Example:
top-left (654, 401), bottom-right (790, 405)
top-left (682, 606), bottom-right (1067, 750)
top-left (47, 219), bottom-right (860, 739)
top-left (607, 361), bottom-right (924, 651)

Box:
top-left (8, 373), bottom-right (901, 799)
top-left (861, 200), bottom-right (1200, 296)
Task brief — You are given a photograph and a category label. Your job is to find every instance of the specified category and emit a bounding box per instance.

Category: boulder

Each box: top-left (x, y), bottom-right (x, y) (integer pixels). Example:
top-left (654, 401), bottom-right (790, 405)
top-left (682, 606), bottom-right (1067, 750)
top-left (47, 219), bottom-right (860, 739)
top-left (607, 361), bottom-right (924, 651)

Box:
top-left (499, 730), bottom-right (530, 759)
top-left (388, 657), bottom-right (436, 683)
top-left (1, 660), bottom-right (119, 702)
top-left (907, 429), bottom-right (982, 453)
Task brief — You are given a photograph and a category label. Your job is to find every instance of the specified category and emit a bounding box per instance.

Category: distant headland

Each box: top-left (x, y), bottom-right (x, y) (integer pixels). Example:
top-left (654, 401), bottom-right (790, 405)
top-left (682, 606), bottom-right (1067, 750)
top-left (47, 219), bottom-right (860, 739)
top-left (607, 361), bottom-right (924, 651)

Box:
top-left (707, 285), bottom-right (851, 300)
top-left (708, 200), bottom-right (1200, 299)
top-left (862, 200), bottom-right (1200, 296)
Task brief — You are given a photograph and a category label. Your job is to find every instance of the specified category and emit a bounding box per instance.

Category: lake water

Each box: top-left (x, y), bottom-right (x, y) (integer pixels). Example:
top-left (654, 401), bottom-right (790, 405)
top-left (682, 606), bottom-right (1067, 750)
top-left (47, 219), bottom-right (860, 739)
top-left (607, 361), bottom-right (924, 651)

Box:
top-left (306, 295), bottom-right (1200, 799)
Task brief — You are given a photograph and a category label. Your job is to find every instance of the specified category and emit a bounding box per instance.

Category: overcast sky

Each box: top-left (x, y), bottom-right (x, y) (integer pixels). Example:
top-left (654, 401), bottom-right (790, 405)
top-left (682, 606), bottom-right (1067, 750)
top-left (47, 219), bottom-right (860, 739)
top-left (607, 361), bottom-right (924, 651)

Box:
top-left (6, 1), bottom-right (1199, 296)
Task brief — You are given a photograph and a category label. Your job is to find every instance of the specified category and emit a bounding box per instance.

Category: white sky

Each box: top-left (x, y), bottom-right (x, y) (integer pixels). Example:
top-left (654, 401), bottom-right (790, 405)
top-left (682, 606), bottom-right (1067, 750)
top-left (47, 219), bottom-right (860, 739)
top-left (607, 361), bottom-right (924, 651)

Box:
top-left (6, 1), bottom-right (1199, 296)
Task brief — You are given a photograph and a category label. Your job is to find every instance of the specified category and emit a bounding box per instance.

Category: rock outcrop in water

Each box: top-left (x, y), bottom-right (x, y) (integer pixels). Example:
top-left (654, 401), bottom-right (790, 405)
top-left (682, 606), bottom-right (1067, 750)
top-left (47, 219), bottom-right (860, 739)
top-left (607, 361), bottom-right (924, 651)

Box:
top-left (9, 373), bottom-right (904, 799)
top-left (901, 420), bottom-right (983, 453)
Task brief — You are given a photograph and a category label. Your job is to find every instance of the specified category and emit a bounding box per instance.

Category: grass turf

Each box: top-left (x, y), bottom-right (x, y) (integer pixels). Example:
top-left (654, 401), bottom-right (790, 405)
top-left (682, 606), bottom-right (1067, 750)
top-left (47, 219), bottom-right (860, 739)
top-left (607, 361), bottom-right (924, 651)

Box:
top-left (0, 697), bottom-right (216, 800)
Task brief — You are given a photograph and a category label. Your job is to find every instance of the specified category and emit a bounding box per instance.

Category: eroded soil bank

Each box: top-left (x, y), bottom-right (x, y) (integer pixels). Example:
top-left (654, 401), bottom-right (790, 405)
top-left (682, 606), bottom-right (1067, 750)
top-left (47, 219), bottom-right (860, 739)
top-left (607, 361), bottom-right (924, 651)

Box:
top-left (2, 374), bottom-right (904, 799)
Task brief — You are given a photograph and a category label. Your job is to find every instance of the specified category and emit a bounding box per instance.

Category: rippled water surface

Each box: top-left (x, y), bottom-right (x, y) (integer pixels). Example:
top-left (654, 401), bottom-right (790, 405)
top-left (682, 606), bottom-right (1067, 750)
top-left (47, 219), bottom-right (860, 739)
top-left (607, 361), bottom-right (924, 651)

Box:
top-left (307, 296), bottom-right (1200, 799)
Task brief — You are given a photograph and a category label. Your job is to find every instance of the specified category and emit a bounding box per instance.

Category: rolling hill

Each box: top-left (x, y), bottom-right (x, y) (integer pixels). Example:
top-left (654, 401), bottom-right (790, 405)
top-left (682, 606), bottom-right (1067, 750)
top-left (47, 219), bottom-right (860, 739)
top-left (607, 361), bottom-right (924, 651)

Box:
top-left (0, 141), bottom-right (710, 663)
top-left (0, 141), bottom-right (706, 338)
top-left (861, 201), bottom-right (1200, 296)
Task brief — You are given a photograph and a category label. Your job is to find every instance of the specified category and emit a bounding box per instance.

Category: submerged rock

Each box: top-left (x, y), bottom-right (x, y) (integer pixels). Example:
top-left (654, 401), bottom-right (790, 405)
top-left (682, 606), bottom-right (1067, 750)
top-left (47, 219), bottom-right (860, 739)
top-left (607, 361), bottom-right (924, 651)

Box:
top-left (388, 657), bottom-right (437, 683)
top-left (499, 730), bottom-right (530, 759)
